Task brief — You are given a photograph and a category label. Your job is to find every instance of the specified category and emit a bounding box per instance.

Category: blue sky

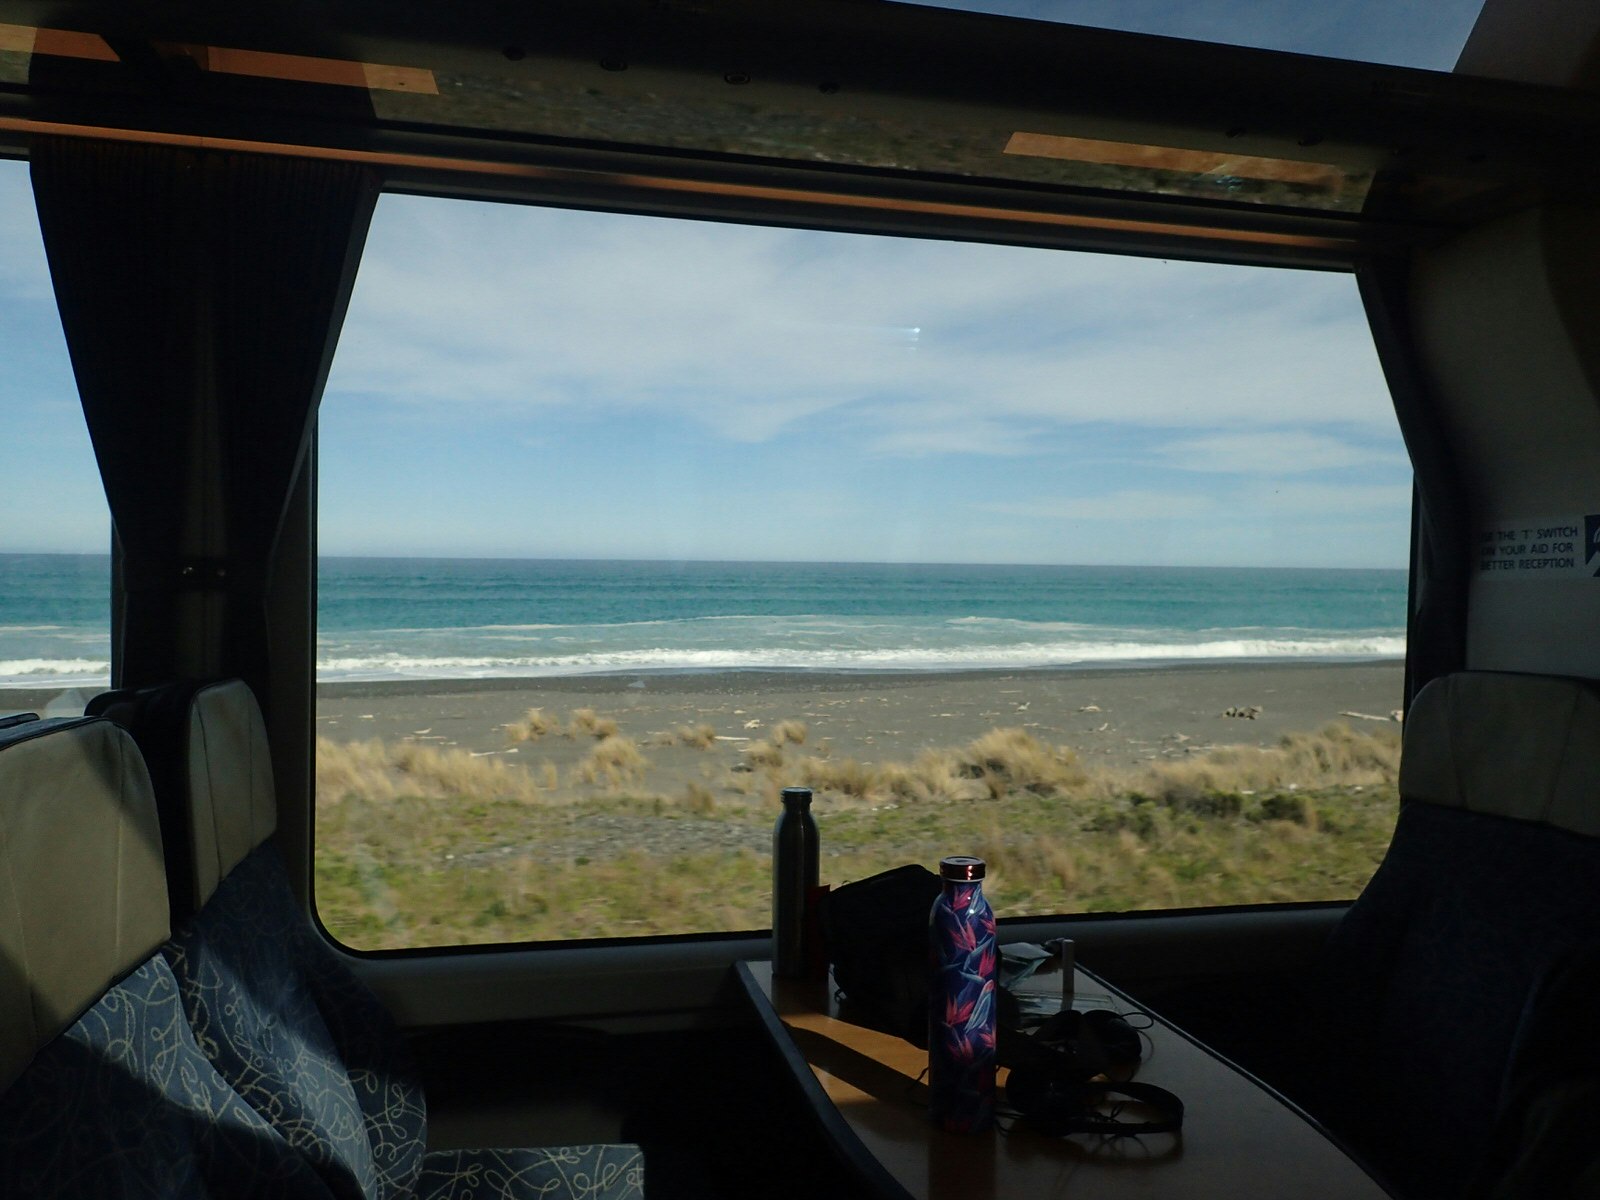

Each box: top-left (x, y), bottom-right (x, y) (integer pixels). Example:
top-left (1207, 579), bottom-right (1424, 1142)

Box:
top-left (313, 197), bottom-right (1409, 567)
top-left (1, 0), bottom-right (1470, 568)
top-left (913, 0), bottom-right (1486, 70)
top-left (0, 165), bottom-right (1411, 569)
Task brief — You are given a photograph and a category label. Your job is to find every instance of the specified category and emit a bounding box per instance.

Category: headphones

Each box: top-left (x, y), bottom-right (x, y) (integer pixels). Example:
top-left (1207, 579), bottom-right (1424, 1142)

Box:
top-left (999, 1005), bottom-right (1185, 1138)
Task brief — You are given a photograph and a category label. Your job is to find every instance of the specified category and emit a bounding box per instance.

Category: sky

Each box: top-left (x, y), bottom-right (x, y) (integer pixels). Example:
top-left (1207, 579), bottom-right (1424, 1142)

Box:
top-left (0, 0), bottom-right (1475, 569)
top-left (910, 0), bottom-right (1487, 71)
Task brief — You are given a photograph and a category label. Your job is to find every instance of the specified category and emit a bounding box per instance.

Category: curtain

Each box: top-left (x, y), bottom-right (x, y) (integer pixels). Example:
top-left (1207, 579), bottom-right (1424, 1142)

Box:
top-left (31, 137), bottom-right (378, 700)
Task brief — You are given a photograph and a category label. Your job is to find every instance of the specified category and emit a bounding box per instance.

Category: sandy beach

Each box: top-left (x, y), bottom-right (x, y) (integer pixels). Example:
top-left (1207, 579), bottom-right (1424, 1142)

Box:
top-left (1, 660), bottom-right (1404, 798)
top-left (310, 659), bottom-right (1403, 777)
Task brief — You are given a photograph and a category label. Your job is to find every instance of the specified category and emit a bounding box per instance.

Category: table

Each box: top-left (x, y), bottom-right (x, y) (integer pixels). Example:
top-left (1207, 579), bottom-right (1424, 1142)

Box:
top-left (738, 959), bottom-right (1393, 1200)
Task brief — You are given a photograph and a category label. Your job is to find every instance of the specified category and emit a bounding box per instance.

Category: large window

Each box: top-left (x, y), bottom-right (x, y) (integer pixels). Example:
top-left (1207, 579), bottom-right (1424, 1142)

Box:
top-left (314, 195), bottom-right (1409, 950)
top-left (0, 160), bottom-right (111, 716)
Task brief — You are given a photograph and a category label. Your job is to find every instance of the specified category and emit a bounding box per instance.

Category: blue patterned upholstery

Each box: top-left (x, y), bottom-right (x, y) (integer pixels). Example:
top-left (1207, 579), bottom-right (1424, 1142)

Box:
top-left (1318, 799), bottom-right (1600, 1195)
top-left (164, 845), bottom-right (644, 1200)
top-left (164, 844), bottom-right (413, 1200)
top-left (417, 1148), bottom-right (645, 1200)
top-left (117, 677), bottom-right (643, 1200)
top-left (0, 950), bottom-right (337, 1199)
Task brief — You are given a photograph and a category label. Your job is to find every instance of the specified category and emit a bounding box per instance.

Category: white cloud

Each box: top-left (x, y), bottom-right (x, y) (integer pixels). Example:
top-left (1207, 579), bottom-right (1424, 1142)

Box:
top-left (985, 479), bottom-right (1408, 522)
top-left (327, 195), bottom-right (1397, 451)
top-left (1251, 481), bottom-right (1412, 514)
top-left (1157, 430), bottom-right (1409, 474)
top-left (984, 489), bottom-right (1222, 521)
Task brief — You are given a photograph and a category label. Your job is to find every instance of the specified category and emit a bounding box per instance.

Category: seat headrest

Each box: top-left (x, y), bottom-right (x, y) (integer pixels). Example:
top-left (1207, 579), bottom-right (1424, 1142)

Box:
top-left (185, 679), bottom-right (278, 908)
top-left (1400, 671), bottom-right (1600, 837)
top-left (0, 717), bottom-right (169, 1092)
top-left (87, 678), bottom-right (278, 920)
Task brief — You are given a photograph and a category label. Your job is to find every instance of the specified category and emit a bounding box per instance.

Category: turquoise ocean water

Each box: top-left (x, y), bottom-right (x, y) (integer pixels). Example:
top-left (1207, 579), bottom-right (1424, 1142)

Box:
top-left (0, 554), bottom-right (1406, 688)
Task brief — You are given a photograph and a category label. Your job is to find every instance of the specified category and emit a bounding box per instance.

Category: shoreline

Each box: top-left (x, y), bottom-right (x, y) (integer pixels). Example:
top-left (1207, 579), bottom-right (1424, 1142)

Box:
top-left (306, 659), bottom-right (1404, 778)
top-left (306, 657), bottom-right (1401, 700)
top-left (1, 659), bottom-right (1406, 777)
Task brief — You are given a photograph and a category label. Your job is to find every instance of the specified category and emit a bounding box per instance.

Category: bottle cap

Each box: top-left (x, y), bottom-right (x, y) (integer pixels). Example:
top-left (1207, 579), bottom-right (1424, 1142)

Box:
top-left (780, 787), bottom-right (813, 804)
top-left (939, 855), bottom-right (986, 881)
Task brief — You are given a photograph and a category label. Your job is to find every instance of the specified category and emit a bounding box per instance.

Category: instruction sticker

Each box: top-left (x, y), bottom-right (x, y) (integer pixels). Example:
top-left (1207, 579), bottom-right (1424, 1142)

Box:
top-left (1477, 517), bottom-right (1600, 578)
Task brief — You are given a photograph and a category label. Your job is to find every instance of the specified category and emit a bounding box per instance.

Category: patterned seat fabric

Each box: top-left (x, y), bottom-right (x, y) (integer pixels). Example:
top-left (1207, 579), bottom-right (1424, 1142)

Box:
top-left (164, 844), bottom-right (400, 1200)
top-left (164, 845), bottom-right (403, 1200)
top-left (99, 680), bottom-right (644, 1200)
top-left (417, 1147), bottom-right (645, 1200)
top-left (1312, 672), bottom-right (1600, 1199)
top-left (0, 715), bottom-right (336, 1200)
top-left (0, 956), bottom-right (339, 1200)
top-left (166, 837), bottom-right (644, 1200)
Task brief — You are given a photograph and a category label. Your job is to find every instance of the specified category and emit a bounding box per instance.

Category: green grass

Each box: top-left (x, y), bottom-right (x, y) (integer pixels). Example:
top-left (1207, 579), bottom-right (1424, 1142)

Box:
top-left (313, 723), bottom-right (1401, 950)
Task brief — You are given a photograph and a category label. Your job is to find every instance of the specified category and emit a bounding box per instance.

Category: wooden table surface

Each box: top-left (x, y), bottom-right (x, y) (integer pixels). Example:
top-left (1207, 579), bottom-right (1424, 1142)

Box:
top-left (738, 959), bottom-right (1392, 1200)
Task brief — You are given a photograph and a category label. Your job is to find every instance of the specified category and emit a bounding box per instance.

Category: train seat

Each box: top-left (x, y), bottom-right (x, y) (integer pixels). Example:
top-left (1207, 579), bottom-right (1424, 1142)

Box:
top-left (0, 715), bottom-right (337, 1198)
top-left (89, 679), bottom-right (644, 1200)
top-left (1312, 671), bottom-right (1600, 1198)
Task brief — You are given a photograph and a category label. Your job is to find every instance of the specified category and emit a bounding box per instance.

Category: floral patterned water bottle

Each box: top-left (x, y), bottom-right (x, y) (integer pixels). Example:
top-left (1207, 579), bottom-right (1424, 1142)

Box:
top-left (928, 855), bottom-right (997, 1132)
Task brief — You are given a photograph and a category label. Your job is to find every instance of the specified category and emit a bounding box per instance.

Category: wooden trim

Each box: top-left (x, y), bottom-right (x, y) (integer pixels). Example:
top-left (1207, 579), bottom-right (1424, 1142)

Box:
top-left (735, 961), bottom-right (916, 1200)
top-left (0, 118), bottom-right (1359, 256)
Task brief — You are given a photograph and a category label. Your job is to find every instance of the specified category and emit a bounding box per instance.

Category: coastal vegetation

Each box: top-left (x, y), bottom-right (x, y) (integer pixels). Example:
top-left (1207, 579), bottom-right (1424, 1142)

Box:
top-left (314, 709), bottom-right (1401, 950)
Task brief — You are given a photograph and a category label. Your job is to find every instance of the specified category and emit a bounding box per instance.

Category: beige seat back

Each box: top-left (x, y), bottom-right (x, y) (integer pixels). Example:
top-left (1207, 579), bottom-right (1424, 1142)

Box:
top-left (0, 717), bottom-right (168, 1092)
top-left (1400, 670), bottom-right (1600, 834)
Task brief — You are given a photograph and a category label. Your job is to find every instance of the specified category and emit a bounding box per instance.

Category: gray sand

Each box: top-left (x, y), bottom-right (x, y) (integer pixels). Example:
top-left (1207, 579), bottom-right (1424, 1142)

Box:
top-left (309, 660), bottom-right (1403, 777)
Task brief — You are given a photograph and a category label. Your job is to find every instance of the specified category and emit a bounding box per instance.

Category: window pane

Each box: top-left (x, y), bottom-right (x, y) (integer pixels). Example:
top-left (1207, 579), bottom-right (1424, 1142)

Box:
top-left (0, 159), bottom-right (111, 715)
top-left (899, 1), bottom-right (1487, 72)
top-left (315, 194), bottom-right (1408, 950)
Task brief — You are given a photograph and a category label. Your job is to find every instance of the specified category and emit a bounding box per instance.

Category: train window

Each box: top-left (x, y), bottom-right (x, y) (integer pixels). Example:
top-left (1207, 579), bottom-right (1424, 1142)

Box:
top-left (0, 159), bottom-right (111, 711)
top-left (904, 1), bottom-right (1487, 71)
top-left (314, 194), bottom-right (1410, 950)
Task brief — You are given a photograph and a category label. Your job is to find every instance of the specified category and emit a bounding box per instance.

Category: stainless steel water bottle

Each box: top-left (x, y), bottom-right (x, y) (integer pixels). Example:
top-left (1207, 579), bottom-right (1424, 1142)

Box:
top-left (772, 786), bottom-right (819, 978)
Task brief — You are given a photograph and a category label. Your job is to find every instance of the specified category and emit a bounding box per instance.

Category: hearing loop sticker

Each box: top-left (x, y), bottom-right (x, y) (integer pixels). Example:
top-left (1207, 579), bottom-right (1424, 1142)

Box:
top-left (1477, 516), bottom-right (1600, 579)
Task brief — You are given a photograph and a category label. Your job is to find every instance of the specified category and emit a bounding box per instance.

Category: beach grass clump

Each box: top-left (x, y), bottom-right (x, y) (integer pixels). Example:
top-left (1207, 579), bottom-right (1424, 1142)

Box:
top-left (568, 708), bottom-right (620, 739)
top-left (793, 727), bottom-right (1085, 806)
top-left (391, 743), bottom-right (542, 804)
top-left (795, 755), bottom-right (877, 799)
top-left (947, 727), bottom-right (1089, 800)
top-left (654, 723), bottom-right (718, 749)
top-left (316, 737), bottom-right (404, 805)
top-left (505, 707), bottom-right (561, 743)
top-left (1126, 723), bottom-right (1400, 809)
top-left (743, 738), bottom-right (787, 770)
top-left (574, 734), bottom-right (646, 786)
top-left (683, 782), bottom-right (718, 815)
top-left (770, 719), bottom-right (808, 746)
top-left (317, 737), bottom-right (540, 805)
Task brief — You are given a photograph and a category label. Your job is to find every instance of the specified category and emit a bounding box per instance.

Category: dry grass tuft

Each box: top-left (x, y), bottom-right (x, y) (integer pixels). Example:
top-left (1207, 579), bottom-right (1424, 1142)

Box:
top-left (744, 739), bottom-right (787, 770)
top-left (316, 738), bottom-right (401, 805)
top-left (1125, 723), bottom-right (1400, 808)
top-left (654, 723), bottom-right (718, 749)
top-left (683, 782), bottom-right (718, 814)
top-left (770, 719), bottom-right (809, 746)
top-left (504, 707), bottom-right (561, 743)
top-left (574, 735), bottom-right (646, 786)
top-left (317, 737), bottom-right (540, 805)
top-left (948, 728), bottom-right (1089, 800)
top-left (568, 708), bottom-right (620, 739)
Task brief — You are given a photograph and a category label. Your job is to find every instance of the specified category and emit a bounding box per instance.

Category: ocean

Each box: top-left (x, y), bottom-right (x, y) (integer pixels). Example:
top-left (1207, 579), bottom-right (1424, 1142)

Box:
top-left (0, 554), bottom-right (1406, 688)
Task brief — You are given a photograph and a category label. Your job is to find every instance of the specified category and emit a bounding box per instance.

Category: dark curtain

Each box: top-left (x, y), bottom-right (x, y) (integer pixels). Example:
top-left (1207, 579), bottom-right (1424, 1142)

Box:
top-left (30, 138), bottom-right (378, 701)
top-left (1357, 258), bottom-right (1470, 705)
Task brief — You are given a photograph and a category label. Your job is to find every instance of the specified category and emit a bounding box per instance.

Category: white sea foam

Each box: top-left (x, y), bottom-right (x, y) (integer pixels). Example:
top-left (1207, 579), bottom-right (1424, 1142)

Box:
top-left (311, 635), bottom-right (1406, 681)
top-left (0, 658), bottom-right (112, 687)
